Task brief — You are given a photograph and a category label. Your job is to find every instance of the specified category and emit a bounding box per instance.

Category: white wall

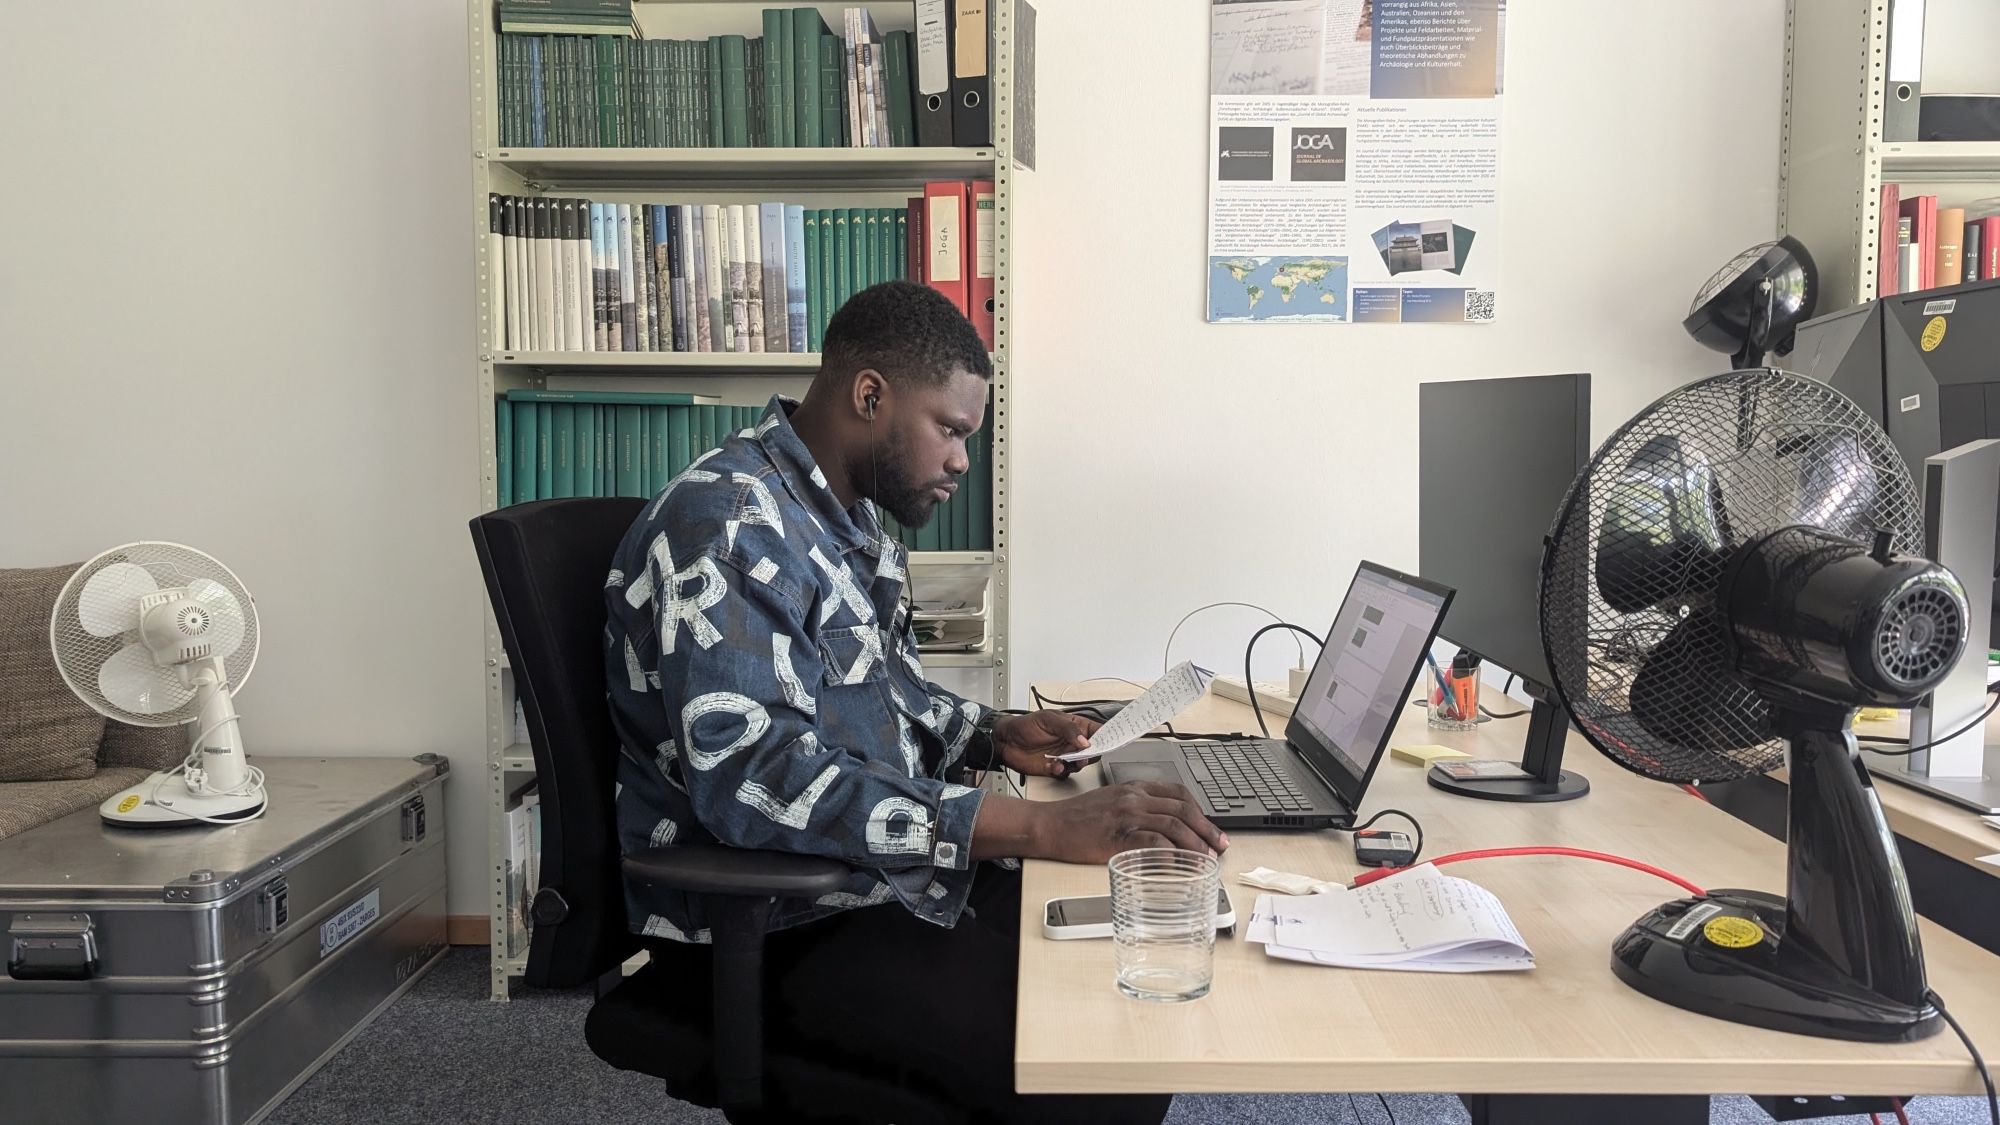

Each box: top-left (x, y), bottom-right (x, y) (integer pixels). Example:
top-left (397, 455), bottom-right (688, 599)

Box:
top-left (0, 0), bottom-right (1791, 914)
top-left (0, 4), bottom-right (488, 913)
top-left (1007, 0), bottom-right (1788, 696)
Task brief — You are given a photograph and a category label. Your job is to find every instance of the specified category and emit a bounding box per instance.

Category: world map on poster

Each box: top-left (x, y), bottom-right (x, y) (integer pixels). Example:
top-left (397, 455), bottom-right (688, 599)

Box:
top-left (1207, 256), bottom-right (1350, 321)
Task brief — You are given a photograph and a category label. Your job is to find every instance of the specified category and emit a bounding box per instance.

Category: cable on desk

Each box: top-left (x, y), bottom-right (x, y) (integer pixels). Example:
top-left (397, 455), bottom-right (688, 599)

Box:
top-left (1349, 846), bottom-right (1706, 897)
top-left (1165, 601), bottom-right (1305, 675)
top-left (1243, 622), bottom-right (1326, 737)
top-left (1348, 808), bottom-right (1424, 865)
top-left (1928, 989), bottom-right (1999, 1125)
top-left (1680, 783), bottom-right (1708, 802)
top-left (1858, 685), bottom-right (2000, 755)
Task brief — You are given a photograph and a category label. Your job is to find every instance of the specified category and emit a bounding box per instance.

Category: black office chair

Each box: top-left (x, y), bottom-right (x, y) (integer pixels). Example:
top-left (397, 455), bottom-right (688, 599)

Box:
top-left (469, 498), bottom-right (962, 1124)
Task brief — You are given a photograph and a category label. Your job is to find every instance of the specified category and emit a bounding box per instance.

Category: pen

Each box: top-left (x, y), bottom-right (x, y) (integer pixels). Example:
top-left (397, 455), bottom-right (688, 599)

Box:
top-left (1423, 652), bottom-right (1458, 720)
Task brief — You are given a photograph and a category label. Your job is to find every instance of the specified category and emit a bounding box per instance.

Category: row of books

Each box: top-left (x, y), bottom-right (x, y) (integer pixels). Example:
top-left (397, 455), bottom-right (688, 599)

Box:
top-left (488, 180), bottom-right (994, 355)
top-left (1878, 187), bottom-right (2000, 295)
top-left (494, 388), bottom-right (994, 552)
top-left (495, 3), bottom-right (992, 149)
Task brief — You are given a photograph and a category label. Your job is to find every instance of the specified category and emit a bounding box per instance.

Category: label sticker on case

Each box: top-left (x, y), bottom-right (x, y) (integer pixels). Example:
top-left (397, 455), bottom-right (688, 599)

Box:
top-left (1702, 915), bottom-right (1764, 949)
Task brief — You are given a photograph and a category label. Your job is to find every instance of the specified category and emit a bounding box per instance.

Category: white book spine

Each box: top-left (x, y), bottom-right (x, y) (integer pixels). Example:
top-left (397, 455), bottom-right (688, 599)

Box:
top-left (743, 203), bottom-right (766, 353)
top-left (702, 204), bottom-right (727, 352)
top-left (487, 196), bottom-right (505, 351)
top-left (532, 199), bottom-right (556, 352)
top-left (760, 202), bottom-right (789, 353)
top-left (632, 205), bottom-right (653, 353)
top-left (550, 202), bottom-right (569, 351)
top-left (570, 200), bottom-right (592, 352)
top-left (504, 199), bottom-right (525, 352)
top-left (617, 204), bottom-right (637, 352)
top-left (725, 204), bottom-right (748, 352)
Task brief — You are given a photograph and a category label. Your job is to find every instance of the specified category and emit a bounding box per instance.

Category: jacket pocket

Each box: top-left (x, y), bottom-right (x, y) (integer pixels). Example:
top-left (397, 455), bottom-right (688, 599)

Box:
top-left (817, 624), bottom-right (889, 687)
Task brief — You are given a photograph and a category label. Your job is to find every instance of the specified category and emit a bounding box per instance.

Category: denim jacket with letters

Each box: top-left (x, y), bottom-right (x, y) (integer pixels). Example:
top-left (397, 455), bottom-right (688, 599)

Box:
top-left (604, 395), bottom-right (995, 943)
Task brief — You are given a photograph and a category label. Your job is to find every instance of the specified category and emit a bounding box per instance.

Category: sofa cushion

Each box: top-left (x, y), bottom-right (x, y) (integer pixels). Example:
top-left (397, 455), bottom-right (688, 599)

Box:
top-left (100, 718), bottom-right (191, 773)
top-left (0, 564), bottom-right (103, 783)
top-left (0, 767), bottom-right (153, 840)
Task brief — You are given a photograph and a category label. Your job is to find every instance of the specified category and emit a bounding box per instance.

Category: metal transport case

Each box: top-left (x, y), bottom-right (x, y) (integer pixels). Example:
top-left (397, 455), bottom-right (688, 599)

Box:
top-left (0, 756), bottom-right (449, 1124)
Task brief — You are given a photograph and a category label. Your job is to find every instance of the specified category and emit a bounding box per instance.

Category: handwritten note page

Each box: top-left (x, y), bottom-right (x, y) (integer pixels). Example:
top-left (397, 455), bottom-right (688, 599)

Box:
top-left (1055, 662), bottom-right (1214, 762)
top-left (1245, 863), bottom-right (1533, 973)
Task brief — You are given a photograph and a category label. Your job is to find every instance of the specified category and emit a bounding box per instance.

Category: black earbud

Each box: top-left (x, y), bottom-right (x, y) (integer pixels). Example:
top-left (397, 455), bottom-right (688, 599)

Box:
top-left (864, 392), bottom-right (879, 419)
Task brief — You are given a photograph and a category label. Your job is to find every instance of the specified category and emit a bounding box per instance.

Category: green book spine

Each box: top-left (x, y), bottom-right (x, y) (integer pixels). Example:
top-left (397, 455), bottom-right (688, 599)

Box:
top-left (544, 37), bottom-right (561, 146)
top-left (973, 426), bottom-right (992, 549)
top-left (818, 33), bottom-right (843, 148)
top-left (876, 207), bottom-right (895, 287)
top-left (779, 11), bottom-right (796, 145)
top-left (560, 37), bottom-right (577, 146)
top-left (652, 40), bottom-right (669, 148)
top-left (536, 404), bottom-right (554, 499)
top-left (648, 406), bottom-right (671, 493)
top-left (706, 37), bottom-right (726, 147)
top-left (833, 209), bottom-right (852, 315)
top-left (894, 207), bottom-right (909, 280)
top-left (639, 406), bottom-right (653, 494)
top-left (616, 405), bottom-right (642, 496)
top-left (703, 405), bottom-right (723, 458)
top-left (857, 208), bottom-right (875, 295)
top-left (602, 406), bottom-right (616, 494)
top-left (762, 10), bottom-right (786, 146)
top-left (718, 35), bottom-right (749, 148)
top-left (552, 403), bottom-right (576, 498)
top-left (495, 398), bottom-right (513, 506)
top-left (498, 36), bottom-right (514, 146)
top-left (817, 207), bottom-right (836, 338)
top-left (885, 30), bottom-right (913, 147)
top-left (576, 402), bottom-right (596, 497)
top-left (595, 36), bottom-right (616, 145)
top-left (668, 405), bottom-right (691, 478)
top-left (666, 40), bottom-right (681, 148)
top-left (583, 37), bottom-right (601, 145)
top-left (803, 211), bottom-right (823, 352)
top-left (513, 401), bottom-right (538, 504)
top-left (792, 9), bottom-right (821, 146)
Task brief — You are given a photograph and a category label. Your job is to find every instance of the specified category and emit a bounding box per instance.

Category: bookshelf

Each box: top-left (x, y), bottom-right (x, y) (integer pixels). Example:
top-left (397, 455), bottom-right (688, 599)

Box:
top-left (469, 0), bottom-right (1024, 1001)
top-left (1781, 1), bottom-right (2000, 311)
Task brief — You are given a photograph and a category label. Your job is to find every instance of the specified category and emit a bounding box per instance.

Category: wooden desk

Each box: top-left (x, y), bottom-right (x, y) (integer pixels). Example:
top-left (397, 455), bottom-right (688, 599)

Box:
top-left (1015, 682), bottom-right (2000, 1103)
top-left (1846, 707), bottom-right (2000, 868)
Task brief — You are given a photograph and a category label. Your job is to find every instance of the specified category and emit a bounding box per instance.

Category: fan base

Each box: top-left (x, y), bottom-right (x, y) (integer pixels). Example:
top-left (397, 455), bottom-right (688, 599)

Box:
top-left (1610, 890), bottom-right (1941, 1042)
top-left (98, 772), bottom-right (266, 826)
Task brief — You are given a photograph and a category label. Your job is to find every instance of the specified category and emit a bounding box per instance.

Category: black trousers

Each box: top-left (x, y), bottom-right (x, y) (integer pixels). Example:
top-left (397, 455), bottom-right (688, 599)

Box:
top-left (648, 864), bottom-right (1170, 1125)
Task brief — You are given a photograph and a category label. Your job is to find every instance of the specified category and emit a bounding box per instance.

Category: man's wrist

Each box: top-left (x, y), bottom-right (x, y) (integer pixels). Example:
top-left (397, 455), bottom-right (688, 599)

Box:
top-left (968, 793), bottom-right (1045, 861)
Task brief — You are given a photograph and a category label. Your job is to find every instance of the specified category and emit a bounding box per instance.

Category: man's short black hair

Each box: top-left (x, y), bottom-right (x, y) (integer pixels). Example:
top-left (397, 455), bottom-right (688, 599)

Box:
top-left (821, 280), bottom-right (992, 391)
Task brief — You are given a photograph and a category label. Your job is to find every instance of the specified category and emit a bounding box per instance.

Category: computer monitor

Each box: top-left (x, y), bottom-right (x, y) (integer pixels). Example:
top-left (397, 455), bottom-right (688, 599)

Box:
top-left (1418, 372), bottom-right (1592, 802)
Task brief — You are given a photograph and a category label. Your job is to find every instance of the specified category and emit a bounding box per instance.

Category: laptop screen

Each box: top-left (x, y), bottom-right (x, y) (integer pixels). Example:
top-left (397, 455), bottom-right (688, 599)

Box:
top-left (1286, 562), bottom-right (1454, 808)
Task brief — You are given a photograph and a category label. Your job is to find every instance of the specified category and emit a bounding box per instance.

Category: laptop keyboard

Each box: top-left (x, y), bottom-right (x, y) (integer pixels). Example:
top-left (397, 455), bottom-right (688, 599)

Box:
top-left (1179, 742), bottom-right (1315, 812)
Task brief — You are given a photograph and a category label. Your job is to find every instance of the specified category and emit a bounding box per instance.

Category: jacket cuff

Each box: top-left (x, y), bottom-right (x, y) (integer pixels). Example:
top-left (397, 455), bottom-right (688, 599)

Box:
top-left (881, 782), bottom-right (985, 926)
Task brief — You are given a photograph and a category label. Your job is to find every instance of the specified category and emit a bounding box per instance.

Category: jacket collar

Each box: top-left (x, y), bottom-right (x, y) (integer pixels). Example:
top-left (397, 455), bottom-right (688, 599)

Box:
top-left (756, 395), bottom-right (884, 557)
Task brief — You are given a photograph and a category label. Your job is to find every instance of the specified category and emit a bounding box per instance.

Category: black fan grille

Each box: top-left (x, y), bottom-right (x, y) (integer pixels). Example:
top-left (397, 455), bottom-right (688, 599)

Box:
top-left (1876, 585), bottom-right (1963, 688)
top-left (1540, 369), bottom-right (1923, 783)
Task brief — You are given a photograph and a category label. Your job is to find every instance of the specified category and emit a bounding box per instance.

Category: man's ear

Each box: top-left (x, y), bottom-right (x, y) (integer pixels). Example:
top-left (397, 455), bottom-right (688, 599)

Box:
top-left (853, 369), bottom-right (888, 420)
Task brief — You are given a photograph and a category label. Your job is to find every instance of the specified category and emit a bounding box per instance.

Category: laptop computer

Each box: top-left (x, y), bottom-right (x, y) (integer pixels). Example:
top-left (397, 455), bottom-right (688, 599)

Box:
top-left (1102, 561), bottom-right (1454, 830)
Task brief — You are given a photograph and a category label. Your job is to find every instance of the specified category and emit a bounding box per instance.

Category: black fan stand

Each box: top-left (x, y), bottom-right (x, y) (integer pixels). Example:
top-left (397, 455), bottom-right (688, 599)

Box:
top-left (1610, 704), bottom-right (1941, 1042)
top-left (1426, 683), bottom-right (1589, 802)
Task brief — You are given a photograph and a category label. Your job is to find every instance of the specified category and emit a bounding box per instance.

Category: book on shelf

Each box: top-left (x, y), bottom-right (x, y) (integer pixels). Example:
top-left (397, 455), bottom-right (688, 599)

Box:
top-left (494, 4), bottom-right (1001, 149)
top-left (493, 188), bottom-right (988, 355)
top-left (1878, 192), bottom-right (2000, 294)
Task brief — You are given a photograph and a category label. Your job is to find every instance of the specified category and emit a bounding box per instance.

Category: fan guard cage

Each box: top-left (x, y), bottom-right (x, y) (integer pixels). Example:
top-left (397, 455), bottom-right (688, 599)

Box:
top-left (50, 542), bottom-right (259, 727)
top-left (1540, 369), bottom-right (1923, 783)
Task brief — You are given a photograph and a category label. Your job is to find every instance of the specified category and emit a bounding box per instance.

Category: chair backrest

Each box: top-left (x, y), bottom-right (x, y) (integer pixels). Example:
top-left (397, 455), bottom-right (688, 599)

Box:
top-left (469, 497), bottom-right (647, 988)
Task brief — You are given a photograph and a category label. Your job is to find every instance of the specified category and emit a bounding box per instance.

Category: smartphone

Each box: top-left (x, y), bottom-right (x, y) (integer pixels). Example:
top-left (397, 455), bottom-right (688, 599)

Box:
top-left (1041, 889), bottom-right (1236, 940)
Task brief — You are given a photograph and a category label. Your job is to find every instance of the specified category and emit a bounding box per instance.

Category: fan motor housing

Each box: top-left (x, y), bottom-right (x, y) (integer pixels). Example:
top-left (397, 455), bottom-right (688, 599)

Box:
top-left (1725, 526), bottom-right (1969, 708)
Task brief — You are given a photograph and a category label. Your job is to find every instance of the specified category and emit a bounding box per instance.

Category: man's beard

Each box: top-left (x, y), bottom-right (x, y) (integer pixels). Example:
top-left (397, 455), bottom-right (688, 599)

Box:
top-left (872, 430), bottom-right (947, 528)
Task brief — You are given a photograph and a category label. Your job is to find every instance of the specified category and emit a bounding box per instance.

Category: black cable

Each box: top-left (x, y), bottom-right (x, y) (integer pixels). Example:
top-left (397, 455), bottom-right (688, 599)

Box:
top-left (1480, 672), bottom-right (1529, 719)
top-left (1928, 989), bottom-right (1999, 1125)
top-left (1029, 686), bottom-right (1128, 709)
top-left (1376, 1093), bottom-right (1400, 1125)
top-left (1244, 622), bottom-right (1326, 737)
top-left (1349, 808), bottom-right (1424, 864)
top-left (1859, 687), bottom-right (2000, 755)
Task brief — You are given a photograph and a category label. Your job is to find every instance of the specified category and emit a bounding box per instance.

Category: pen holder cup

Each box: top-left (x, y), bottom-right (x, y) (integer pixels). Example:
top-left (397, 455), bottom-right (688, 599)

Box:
top-left (1426, 663), bottom-right (1480, 731)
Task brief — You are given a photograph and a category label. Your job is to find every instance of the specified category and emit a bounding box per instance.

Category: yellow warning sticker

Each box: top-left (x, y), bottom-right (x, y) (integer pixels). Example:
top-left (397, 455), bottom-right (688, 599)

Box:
top-left (1703, 915), bottom-right (1764, 949)
top-left (116, 794), bottom-right (140, 814)
top-left (1921, 316), bottom-right (1948, 353)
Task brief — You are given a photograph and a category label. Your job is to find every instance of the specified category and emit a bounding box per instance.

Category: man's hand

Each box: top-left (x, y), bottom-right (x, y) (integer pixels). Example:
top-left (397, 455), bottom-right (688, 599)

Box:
top-left (992, 709), bottom-right (1099, 778)
top-left (968, 782), bottom-right (1230, 864)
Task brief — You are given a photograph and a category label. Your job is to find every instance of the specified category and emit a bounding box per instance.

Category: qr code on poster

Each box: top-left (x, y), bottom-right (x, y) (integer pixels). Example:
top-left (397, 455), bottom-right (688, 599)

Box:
top-left (1464, 291), bottom-right (1496, 321)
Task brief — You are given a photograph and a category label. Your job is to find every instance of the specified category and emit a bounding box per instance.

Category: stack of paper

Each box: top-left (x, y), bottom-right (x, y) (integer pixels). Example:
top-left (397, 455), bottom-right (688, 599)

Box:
top-left (1245, 863), bottom-right (1534, 973)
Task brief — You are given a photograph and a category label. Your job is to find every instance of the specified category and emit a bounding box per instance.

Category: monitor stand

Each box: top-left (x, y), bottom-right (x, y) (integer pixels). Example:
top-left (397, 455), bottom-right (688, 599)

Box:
top-left (1427, 687), bottom-right (1590, 803)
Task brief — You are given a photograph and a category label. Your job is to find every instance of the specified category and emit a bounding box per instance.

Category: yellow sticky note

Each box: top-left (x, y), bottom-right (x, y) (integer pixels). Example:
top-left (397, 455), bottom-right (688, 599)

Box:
top-left (1390, 744), bottom-right (1473, 766)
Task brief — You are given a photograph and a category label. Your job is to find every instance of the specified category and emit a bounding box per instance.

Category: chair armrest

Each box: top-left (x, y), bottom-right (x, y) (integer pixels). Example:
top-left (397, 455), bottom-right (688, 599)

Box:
top-left (623, 844), bottom-right (851, 899)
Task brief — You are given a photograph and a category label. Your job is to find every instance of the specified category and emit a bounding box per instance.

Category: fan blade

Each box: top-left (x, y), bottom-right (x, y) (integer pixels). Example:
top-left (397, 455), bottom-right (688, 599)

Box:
top-left (1629, 610), bottom-right (1771, 758)
top-left (98, 643), bottom-right (195, 716)
top-left (1596, 434), bottom-right (1730, 613)
top-left (1772, 427), bottom-right (1880, 541)
top-left (184, 578), bottom-right (247, 660)
top-left (77, 562), bottom-right (159, 638)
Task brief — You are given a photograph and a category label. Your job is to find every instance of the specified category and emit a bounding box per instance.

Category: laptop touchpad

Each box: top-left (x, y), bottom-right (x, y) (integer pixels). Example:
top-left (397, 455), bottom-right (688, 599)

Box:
top-left (1107, 761), bottom-right (1181, 786)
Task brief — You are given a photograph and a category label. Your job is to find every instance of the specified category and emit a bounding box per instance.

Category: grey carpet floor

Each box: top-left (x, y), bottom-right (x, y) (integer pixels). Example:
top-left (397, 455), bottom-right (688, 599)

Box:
top-left (264, 948), bottom-right (1991, 1124)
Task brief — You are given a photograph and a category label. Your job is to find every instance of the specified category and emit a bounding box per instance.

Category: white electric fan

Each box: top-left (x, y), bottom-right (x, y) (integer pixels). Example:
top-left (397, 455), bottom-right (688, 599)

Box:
top-left (48, 543), bottom-right (266, 825)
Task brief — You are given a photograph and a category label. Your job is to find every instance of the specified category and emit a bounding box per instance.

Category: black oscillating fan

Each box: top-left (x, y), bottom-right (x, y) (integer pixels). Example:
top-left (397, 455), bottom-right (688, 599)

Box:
top-left (1540, 368), bottom-right (1968, 1042)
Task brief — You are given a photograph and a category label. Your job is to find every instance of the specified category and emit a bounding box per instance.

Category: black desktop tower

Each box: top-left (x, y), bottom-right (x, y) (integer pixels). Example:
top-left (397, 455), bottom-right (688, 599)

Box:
top-left (1792, 278), bottom-right (2000, 633)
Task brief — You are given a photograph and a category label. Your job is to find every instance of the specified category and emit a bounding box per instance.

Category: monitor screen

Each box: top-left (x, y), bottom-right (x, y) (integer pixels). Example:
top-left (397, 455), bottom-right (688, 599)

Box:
top-left (1288, 562), bottom-right (1453, 804)
top-left (1417, 373), bottom-right (1590, 691)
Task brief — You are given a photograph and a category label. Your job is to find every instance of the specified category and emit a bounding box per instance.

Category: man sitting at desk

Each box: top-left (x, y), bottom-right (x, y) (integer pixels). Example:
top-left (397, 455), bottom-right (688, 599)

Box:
top-left (605, 281), bottom-right (1224, 1124)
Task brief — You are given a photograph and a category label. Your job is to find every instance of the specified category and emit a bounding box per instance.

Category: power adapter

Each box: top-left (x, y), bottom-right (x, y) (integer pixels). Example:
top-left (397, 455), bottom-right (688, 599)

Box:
top-left (1353, 829), bottom-right (1416, 868)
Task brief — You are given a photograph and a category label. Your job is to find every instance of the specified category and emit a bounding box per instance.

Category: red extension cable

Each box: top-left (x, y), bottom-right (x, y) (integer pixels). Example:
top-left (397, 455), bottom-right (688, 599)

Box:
top-left (1349, 846), bottom-right (1707, 897)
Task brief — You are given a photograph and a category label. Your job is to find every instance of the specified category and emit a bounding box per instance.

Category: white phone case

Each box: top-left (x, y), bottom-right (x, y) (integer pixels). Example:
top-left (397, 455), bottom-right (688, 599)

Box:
top-left (1040, 893), bottom-right (1236, 940)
